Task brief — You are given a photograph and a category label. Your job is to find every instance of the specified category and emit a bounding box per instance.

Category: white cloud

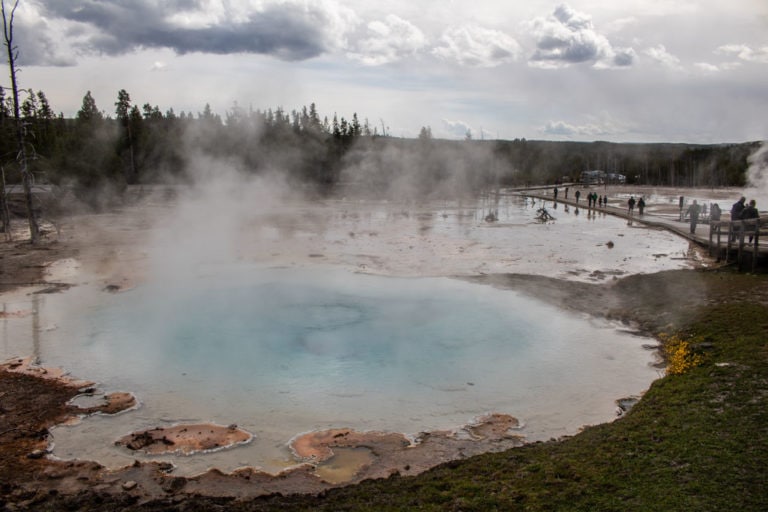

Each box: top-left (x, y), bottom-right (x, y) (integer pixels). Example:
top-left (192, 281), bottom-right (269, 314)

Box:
top-left (432, 25), bottom-right (521, 68)
top-left (694, 62), bottom-right (720, 73)
top-left (716, 44), bottom-right (768, 64)
top-left (347, 14), bottom-right (426, 65)
top-left (693, 60), bottom-right (742, 73)
top-left (10, 0), bottom-right (768, 144)
top-left (644, 44), bottom-right (682, 70)
top-left (441, 119), bottom-right (474, 139)
top-left (542, 120), bottom-right (610, 137)
top-left (602, 16), bottom-right (638, 34)
top-left (527, 4), bottom-right (635, 69)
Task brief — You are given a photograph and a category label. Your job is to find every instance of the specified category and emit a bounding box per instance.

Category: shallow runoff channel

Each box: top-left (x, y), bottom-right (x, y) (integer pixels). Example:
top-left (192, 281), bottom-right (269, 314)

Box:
top-left (1, 193), bottom-right (698, 476)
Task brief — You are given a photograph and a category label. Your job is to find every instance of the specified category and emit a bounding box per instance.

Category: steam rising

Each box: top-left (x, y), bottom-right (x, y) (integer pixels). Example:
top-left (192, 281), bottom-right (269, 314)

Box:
top-left (746, 141), bottom-right (768, 198)
top-left (339, 138), bottom-right (505, 200)
top-left (145, 151), bottom-right (301, 285)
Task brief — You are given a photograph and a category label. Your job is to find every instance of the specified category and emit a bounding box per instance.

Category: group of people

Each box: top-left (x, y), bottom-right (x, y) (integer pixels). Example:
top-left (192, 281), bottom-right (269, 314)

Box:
top-left (730, 196), bottom-right (760, 242)
top-left (626, 196), bottom-right (646, 215)
top-left (569, 188), bottom-right (607, 208)
top-left (683, 195), bottom-right (759, 238)
top-left (552, 188), bottom-right (760, 241)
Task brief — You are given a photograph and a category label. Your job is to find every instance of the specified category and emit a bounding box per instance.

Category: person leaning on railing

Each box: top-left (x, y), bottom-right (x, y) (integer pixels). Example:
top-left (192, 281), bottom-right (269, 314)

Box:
top-left (740, 199), bottom-right (759, 243)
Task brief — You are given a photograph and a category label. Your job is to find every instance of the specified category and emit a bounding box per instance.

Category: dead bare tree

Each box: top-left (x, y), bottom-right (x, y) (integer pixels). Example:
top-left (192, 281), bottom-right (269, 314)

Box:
top-left (2, 0), bottom-right (39, 244)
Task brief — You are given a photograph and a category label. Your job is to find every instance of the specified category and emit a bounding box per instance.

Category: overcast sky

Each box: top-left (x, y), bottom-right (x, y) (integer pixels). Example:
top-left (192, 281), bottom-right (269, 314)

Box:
top-left (8, 0), bottom-right (768, 142)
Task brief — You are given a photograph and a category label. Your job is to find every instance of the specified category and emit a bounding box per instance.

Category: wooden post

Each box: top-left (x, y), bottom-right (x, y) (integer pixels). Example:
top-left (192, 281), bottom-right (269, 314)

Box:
top-left (716, 222), bottom-right (723, 262)
top-left (737, 221), bottom-right (745, 271)
top-left (752, 219), bottom-right (758, 273)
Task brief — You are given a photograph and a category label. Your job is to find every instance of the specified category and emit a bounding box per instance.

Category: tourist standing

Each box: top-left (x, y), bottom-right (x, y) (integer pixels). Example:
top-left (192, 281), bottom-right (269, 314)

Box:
top-left (575, 190), bottom-right (581, 203)
top-left (687, 200), bottom-right (701, 234)
top-left (731, 196), bottom-right (746, 220)
top-left (638, 197), bottom-right (646, 215)
top-left (740, 199), bottom-right (759, 243)
top-left (627, 196), bottom-right (636, 215)
top-left (730, 196), bottom-right (746, 241)
top-left (710, 203), bottom-right (721, 221)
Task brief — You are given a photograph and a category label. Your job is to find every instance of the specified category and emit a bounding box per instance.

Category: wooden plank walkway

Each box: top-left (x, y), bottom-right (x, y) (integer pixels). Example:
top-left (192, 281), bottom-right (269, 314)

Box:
top-left (708, 219), bottom-right (767, 272)
top-left (519, 189), bottom-right (767, 272)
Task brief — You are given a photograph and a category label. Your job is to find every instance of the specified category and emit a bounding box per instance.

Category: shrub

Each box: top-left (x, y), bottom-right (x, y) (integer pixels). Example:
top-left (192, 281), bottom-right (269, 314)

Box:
top-left (660, 332), bottom-right (705, 375)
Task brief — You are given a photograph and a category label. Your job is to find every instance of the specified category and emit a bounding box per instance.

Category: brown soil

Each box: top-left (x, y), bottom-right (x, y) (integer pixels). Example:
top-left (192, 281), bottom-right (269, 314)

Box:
top-left (1, 222), bottom-right (767, 511)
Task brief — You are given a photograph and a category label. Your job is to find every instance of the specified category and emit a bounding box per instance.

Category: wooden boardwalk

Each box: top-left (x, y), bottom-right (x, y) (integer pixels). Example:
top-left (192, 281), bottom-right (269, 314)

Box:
top-left (518, 189), bottom-right (767, 272)
top-left (708, 219), bottom-right (767, 272)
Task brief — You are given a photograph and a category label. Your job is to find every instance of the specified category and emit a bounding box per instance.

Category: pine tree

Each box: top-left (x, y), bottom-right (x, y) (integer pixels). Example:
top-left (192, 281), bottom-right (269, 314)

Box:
top-left (114, 89), bottom-right (138, 184)
top-left (77, 91), bottom-right (103, 123)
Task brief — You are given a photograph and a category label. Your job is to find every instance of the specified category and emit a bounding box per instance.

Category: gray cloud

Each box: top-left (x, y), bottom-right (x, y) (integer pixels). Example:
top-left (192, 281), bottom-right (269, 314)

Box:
top-left (34, 0), bottom-right (347, 61)
top-left (6, 8), bottom-right (76, 66)
top-left (16, 30), bottom-right (74, 66)
top-left (528, 4), bottom-right (634, 69)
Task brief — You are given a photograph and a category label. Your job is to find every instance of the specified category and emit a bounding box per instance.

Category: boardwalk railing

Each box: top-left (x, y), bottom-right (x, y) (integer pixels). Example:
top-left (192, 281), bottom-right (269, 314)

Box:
top-left (709, 218), bottom-right (766, 271)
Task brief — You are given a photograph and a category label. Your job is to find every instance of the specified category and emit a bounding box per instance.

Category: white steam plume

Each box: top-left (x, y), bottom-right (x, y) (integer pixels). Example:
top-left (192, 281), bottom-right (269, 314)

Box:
top-left (746, 141), bottom-right (768, 202)
top-left (145, 151), bottom-right (300, 285)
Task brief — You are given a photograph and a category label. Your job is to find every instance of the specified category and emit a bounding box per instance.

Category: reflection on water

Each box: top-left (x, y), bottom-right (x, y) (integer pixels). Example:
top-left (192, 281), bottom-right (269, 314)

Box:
top-left (2, 267), bottom-right (658, 476)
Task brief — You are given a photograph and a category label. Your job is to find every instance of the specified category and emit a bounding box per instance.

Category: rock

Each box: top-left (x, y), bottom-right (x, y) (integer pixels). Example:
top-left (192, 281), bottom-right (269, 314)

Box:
top-left (616, 396), bottom-right (640, 416)
top-left (162, 476), bottom-right (187, 493)
top-left (122, 480), bottom-right (138, 491)
top-left (27, 449), bottom-right (47, 459)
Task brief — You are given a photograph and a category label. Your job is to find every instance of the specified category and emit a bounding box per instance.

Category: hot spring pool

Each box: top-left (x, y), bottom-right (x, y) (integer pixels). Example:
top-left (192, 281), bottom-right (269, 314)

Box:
top-left (3, 265), bottom-right (658, 476)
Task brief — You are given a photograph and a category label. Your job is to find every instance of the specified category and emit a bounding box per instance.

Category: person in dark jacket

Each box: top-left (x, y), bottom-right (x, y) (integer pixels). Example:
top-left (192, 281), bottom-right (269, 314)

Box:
top-left (730, 196), bottom-right (746, 241)
top-left (687, 200), bottom-right (701, 234)
top-left (740, 199), bottom-right (759, 243)
top-left (710, 203), bottom-right (721, 221)
top-left (731, 196), bottom-right (746, 220)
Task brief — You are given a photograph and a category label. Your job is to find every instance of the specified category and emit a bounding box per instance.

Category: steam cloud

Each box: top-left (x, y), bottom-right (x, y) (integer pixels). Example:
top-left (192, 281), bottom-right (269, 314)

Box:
top-left (746, 141), bottom-right (768, 199)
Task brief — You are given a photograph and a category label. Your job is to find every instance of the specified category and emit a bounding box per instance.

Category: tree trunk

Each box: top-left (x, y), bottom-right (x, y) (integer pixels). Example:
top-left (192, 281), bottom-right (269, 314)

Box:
top-left (2, 0), bottom-right (39, 244)
top-left (0, 165), bottom-right (10, 240)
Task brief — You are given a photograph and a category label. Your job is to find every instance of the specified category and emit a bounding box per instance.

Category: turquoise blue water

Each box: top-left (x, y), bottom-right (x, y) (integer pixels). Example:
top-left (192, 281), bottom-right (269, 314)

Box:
top-left (7, 265), bottom-right (656, 474)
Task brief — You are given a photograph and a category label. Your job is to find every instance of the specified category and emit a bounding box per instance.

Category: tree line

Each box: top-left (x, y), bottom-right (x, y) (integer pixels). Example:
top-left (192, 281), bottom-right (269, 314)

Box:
top-left (0, 87), bottom-right (758, 208)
